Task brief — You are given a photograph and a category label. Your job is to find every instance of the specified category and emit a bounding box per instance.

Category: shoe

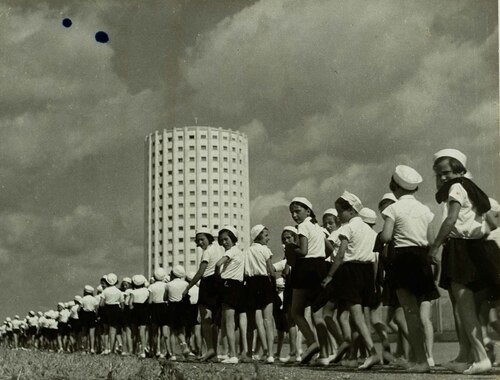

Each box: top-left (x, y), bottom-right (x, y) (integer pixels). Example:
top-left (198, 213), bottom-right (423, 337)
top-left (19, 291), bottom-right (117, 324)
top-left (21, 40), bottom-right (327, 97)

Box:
top-left (315, 357), bottom-right (330, 367)
top-left (407, 362), bottom-right (430, 373)
top-left (199, 351), bottom-right (217, 362)
top-left (382, 350), bottom-right (396, 364)
top-left (121, 352), bottom-right (129, 356)
top-left (170, 355), bottom-right (177, 361)
top-left (486, 342), bottom-right (496, 365)
top-left (279, 355), bottom-right (290, 363)
top-left (358, 354), bottom-right (380, 370)
top-left (296, 355), bottom-right (301, 362)
top-left (300, 343), bottom-right (320, 365)
top-left (426, 357), bottom-right (435, 367)
top-left (158, 353), bottom-right (165, 359)
top-left (101, 350), bottom-right (110, 355)
top-left (221, 356), bottom-right (239, 364)
top-left (218, 354), bottom-right (229, 360)
top-left (139, 353), bottom-right (146, 359)
top-left (463, 360), bottom-right (492, 375)
top-left (266, 356), bottom-right (275, 364)
top-left (251, 354), bottom-right (260, 361)
top-left (443, 361), bottom-right (469, 373)
top-left (331, 342), bottom-right (350, 363)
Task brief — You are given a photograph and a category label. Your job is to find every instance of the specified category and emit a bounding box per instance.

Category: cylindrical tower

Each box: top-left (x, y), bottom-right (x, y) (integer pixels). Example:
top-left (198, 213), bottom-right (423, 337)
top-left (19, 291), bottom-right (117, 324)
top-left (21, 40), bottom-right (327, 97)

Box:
top-left (145, 126), bottom-right (250, 277)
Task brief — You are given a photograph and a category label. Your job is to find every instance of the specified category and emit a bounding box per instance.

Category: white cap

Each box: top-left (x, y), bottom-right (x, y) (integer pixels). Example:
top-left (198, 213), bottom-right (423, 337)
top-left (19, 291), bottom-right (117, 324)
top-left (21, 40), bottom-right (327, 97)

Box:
top-left (57, 302), bottom-right (65, 309)
top-left (172, 265), bottom-right (186, 279)
top-left (29, 311), bottom-right (35, 316)
top-left (381, 192), bottom-right (397, 202)
top-left (96, 285), bottom-right (103, 293)
top-left (282, 226), bottom-right (298, 234)
top-left (74, 296), bottom-right (82, 304)
top-left (322, 208), bottom-right (338, 217)
top-left (132, 274), bottom-right (146, 287)
top-left (393, 165), bottom-right (422, 191)
top-left (106, 273), bottom-right (118, 286)
top-left (14, 315), bottom-right (19, 319)
top-left (6, 317), bottom-right (11, 322)
top-left (433, 148), bottom-right (467, 168)
top-left (359, 208), bottom-right (377, 225)
top-left (489, 198), bottom-right (500, 213)
top-left (340, 191), bottom-right (363, 213)
top-left (84, 285), bottom-right (94, 293)
top-left (122, 277), bottom-right (132, 284)
top-left (220, 225), bottom-right (239, 239)
top-left (195, 227), bottom-right (213, 237)
top-left (290, 197), bottom-right (313, 210)
top-left (154, 267), bottom-right (166, 281)
top-left (250, 224), bottom-right (266, 242)
top-left (276, 277), bottom-right (285, 288)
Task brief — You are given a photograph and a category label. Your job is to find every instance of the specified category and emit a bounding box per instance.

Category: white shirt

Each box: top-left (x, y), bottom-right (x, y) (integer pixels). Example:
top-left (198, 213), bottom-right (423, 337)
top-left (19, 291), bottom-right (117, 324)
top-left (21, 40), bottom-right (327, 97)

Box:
top-left (102, 286), bottom-right (123, 305)
top-left (327, 229), bottom-right (342, 260)
top-left (338, 217), bottom-right (376, 262)
top-left (165, 278), bottom-right (189, 302)
top-left (188, 285), bottom-right (199, 305)
top-left (149, 281), bottom-right (167, 303)
top-left (130, 288), bottom-right (150, 304)
top-left (244, 243), bottom-right (273, 276)
top-left (12, 319), bottom-right (22, 329)
top-left (273, 258), bottom-right (287, 272)
top-left (122, 289), bottom-right (132, 306)
top-left (27, 316), bottom-right (39, 327)
top-left (69, 305), bottom-right (79, 319)
top-left (81, 295), bottom-right (99, 312)
top-left (201, 243), bottom-right (225, 277)
top-left (220, 245), bottom-right (245, 281)
top-left (444, 183), bottom-right (485, 239)
top-left (58, 309), bottom-right (71, 323)
top-left (297, 217), bottom-right (326, 258)
top-left (383, 194), bottom-right (434, 248)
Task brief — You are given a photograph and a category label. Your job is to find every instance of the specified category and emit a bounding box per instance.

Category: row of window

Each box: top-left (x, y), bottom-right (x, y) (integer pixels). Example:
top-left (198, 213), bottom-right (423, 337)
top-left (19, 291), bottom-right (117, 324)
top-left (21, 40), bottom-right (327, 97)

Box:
top-left (152, 212), bottom-right (245, 220)
top-left (151, 166), bottom-right (244, 175)
top-left (153, 133), bottom-right (243, 142)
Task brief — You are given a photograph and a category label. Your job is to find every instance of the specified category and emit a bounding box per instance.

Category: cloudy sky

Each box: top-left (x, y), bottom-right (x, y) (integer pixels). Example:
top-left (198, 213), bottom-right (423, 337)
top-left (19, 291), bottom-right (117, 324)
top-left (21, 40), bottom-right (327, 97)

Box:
top-left (0, 0), bottom-right (497, 319)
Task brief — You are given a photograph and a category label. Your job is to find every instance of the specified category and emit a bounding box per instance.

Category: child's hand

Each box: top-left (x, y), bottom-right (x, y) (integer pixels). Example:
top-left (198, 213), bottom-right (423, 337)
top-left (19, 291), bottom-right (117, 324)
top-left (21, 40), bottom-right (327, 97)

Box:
top-left (321, 275), bottom-right (332, 288)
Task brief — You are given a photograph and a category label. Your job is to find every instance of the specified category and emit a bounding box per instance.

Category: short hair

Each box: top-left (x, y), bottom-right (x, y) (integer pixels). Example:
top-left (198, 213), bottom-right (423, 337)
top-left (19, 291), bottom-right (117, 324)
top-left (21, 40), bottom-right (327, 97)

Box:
top-left (334, 197), bottom-right (353, 212)
top-left (378, 198), bottom-right (395, 212)
top-left (289, 201), bottom-right (318, 224)
top-left (433, 156), bottom-right (466, 175)
top-left (195, 232), bottom-right (214, 246)
top-left (218, 229), bottom-right (238, 245)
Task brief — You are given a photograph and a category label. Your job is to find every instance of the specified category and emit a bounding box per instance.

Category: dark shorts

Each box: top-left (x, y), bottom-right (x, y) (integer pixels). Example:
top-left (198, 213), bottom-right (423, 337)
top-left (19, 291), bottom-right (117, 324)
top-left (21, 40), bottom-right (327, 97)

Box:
top-left (80, 310), bottom-right (97, 329)
top-left (273, 308), bottom-right (290, 332)
top-left (102, 304), bottom-right (122, 327)
top-left (390, 246), bottom-right (439, 301)
top-left (330, 262), bottom-right (377, 307)
top-left (131, 303), bottom-right (149, 326)
top-left (291, 258), bottom-right (326, 290)
top-left (185, 303), bottom-right (199, 329)
top-left (440, 238), bottom-right (500, 298)
top-left (245, 276), bottom-right (275, 311)
top-left (69, 317), bottom-right (81, 333)
top-left (167, 299), bottom-right (190, 330)
top-left (57, 322), bottom-right (70, 335)
top-left (199, 275), bottom-right (220, 311)
top-left (150, 303), bottom-right (169, 326)
top-left (219, 278), bottom-right (244, 310)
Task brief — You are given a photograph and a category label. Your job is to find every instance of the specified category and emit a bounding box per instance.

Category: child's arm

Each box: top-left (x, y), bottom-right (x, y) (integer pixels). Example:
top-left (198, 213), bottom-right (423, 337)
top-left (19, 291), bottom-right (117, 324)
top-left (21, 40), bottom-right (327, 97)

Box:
top-left (429, 201), bottom-right (461, 258)
top-left (286, 235), bottom-right (308, 257)
top-left (324, 238), bottom-right (334, 258)
top-left (321, 238), bottom-right (347, 288)
top-left (215, 256), bottom-right (229, 277)
top-left (266, 257), bottom-right (276, 279)
top-left (379, 217), bottom-right (395, 244)
top-left (129, 293), bottom-right (134, 309)
top-left (183, 262), bottom-right (208, 297)
top-left (485, 212), bottom-right (498, 232)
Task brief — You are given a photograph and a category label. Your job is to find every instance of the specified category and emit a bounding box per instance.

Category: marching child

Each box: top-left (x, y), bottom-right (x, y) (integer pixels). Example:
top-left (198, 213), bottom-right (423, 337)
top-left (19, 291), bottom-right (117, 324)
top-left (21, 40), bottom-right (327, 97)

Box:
top-left (130, 274), bottom-right (150, 358)
top-left (244, 224), bottom-right (276, 363)
top-left (287, 197), bottom-right (330, 365)
top-left (429, 149), bottom-right (498, 374)
top-left (215, 226), bottom-right (245, 364)
top-left (321, 191), bottom-right (380, 370)
top-left (379, 165), bottom-right (439, 373)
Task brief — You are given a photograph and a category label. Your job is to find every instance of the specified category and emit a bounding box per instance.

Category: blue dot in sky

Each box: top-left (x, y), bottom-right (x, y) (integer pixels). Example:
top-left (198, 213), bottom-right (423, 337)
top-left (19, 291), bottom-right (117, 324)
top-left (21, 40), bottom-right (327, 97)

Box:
top-left (95, 31), bottom-right (109, 43)
top-left (62, 18), bottom-right (72, 28)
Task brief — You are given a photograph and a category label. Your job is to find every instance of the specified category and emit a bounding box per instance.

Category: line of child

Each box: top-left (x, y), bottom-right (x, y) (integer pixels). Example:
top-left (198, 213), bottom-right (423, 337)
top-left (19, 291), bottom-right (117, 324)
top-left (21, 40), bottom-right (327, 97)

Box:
top-left (2, 148), bottom-right (499, 375)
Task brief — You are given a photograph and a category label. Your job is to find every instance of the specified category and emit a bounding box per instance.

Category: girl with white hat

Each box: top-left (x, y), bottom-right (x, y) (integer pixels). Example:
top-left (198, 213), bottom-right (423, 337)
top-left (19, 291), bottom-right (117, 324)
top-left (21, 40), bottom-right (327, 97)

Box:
top-left (379, 166), bottom-right (440, 372)
top-left (80, 285), bottom-right (99, 354)
top-left (183, 228), bottom-right (224, 362)
top-left (148, 268), bottom-right (169, 359)
top-left (165, 265), bottom-right (191, 360)
top-left (320, 191), bottom-right (380, 370)
top-left (430, 149), bottom-right (498, 374)
top-left (244, 224), bottom-right (276, 364)
top-left (129, 274), bottom-right (150, 358)
top-left (287, 197), bottom-right (331, 365)
top-left (119, 277), bottom-right (133, 356)
top-left (214, 226), bottom-right (245, 364)
top-left (56, 303), bottom-right (71, 353)
top-left (99, 273), bottom-right (123, 355)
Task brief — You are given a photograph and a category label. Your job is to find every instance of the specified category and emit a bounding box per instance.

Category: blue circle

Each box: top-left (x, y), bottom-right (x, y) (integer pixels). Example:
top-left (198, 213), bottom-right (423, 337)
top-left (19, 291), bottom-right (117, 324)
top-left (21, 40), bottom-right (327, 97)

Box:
top-left (95, 31), bottom-right (109, 43)
top-left (62, 18), bottom-right (72, 28)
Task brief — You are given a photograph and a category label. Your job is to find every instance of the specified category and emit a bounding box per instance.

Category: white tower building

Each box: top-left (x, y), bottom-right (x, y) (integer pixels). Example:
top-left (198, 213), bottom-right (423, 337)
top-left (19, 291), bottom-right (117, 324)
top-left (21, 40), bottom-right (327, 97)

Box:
top-left (144, 126), bottom-right (250, 277)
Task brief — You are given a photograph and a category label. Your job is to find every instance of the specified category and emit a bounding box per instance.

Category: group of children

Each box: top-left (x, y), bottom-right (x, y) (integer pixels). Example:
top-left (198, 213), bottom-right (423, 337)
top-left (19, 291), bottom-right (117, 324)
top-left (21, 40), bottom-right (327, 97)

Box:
top-left (2, 148), bottom-right (499, 375)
